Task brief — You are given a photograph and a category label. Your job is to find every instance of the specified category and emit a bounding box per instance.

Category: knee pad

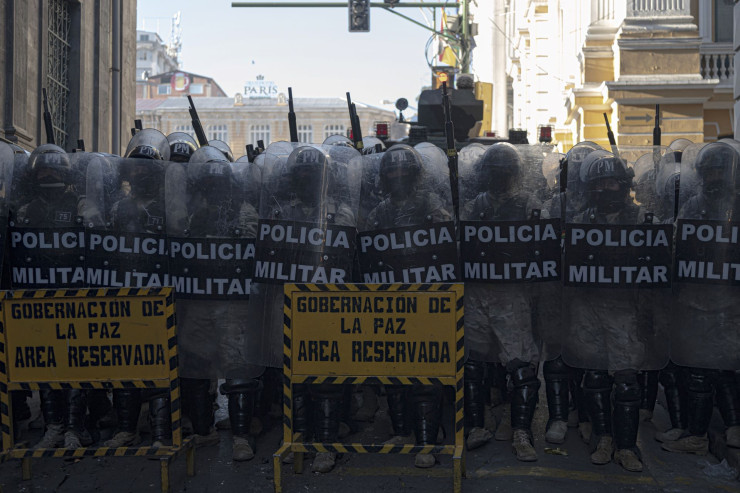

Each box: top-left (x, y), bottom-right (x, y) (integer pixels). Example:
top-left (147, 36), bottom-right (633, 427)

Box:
top-left (543, 357), bottom-right (570, 381)
top-left (584, 370), bottom-right (612, 392)
top-left (684, 368), bottom-right (715, 395)
top-left (614, 371), bottom-right (641, 405)
top-left (221, 378), bottom-right (262, 395)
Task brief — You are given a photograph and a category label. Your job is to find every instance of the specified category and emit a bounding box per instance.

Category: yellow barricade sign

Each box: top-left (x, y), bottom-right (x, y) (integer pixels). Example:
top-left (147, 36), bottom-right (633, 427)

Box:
top-left (5, 294), bottom-right (169, 383)
top-left (275, 283), bottom-right (464, 493)
top-left (291, 290), bottom-right (457, 378)
top-left (0, 288), bottom-right (195, 493)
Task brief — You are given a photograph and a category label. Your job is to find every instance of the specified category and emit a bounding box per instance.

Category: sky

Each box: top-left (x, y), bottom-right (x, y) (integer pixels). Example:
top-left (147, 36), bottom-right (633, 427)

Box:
top-left (137, 0), bottom-right (449, 111)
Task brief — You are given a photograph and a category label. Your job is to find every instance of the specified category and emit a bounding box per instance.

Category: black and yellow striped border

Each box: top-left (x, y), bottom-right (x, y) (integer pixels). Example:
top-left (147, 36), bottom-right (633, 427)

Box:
top-left (3, 440), bottom-right (193, 459)
top-left (279, 283), bottom-right (465, 490)
top-left (0, 288), bottom-right (188, 485)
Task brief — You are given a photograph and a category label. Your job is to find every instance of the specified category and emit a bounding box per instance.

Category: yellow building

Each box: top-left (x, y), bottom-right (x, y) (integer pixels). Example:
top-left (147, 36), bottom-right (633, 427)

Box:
top-left (474, 0), bottom-right (736, 150)
top-left (136, 94), bottom-right (395, 155)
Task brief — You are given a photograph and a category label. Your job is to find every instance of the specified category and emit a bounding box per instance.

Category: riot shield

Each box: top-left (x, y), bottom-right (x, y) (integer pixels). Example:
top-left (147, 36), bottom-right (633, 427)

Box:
top-left (247, 145), bottom-right (360, 368)
top-left (458, 143), bottom-right (558, 363)
top-left (8, 146), bottom-right (86, 289)
top-left (357, 144), bottom-right (457, 284)
top-left (561, 146), bottom-right (672, 371)
top-left (166, 153), bottom-right (261, 378)
top-left (671, 141), bottom-right (740, 370)
top-left (85, 157), bottom-right (171, 289)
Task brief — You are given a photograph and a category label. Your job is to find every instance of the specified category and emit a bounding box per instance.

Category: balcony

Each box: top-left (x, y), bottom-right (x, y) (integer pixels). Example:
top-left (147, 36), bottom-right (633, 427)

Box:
top-left (700, 44), bottom-right (734, 85)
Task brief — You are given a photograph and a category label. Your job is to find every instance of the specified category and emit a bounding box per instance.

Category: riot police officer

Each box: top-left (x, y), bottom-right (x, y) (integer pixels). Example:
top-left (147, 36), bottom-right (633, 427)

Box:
top-left (562, 150), bottom-right (659, 472)
top-left (104, 129), bottom-right (172, 448)
top-left (461, 143), bottom-right (544, 461)
top-left (362, 144), bottom-right (453, 468)
top-left (14, 145), bottom-right (89, 449)
top-left (663, 142), bottom-right (740, 455)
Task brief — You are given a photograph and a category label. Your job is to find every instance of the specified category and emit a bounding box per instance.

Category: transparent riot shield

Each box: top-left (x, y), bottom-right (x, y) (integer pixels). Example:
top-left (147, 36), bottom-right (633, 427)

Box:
top-left (8, 147), bottom-right (86, 289)
top-left (458, 143), bottom-right (558, 363)
top-left (85, 157), bottom-right (170, 289)
top-left (166, 154), bottom-right (262, 378)
top-left (561, 146), bottom-right (672, 371)
top-left (0, 143), bottom-right (15, 284)
top-left (357, 144), bottom-right (457, 284)
top-left (671, 141), bottom-right (740, 370)
top-left (247, 145), bottom-right (361, 369)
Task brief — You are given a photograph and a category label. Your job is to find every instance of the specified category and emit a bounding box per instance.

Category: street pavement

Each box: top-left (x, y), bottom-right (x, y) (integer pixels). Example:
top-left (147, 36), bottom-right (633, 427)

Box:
top-left (2, 388), bottom-right (739, 493)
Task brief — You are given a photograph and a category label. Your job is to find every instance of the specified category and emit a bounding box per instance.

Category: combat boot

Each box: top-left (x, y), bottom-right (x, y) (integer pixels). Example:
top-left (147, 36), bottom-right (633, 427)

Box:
top-left (467, 427), bottom-right (493, 451)
top-left (35, 423), bottom-right (65, 449)
top-left (591, 436), bottom-right (613, 465)
top-left (232, 435), bottom-right (255, 461)
top-left (661, 434), bottom-right (708, 455)
top-left (726, 426), bottom-right (740, 448)
top-left (512, 429), bottom-right (537, 461)
top-left (614, 448), bottom-right (643, 472)
top-left (545, 420), bottom-right (568, 444)
top-left (655, 427), bottom-right (684, 443)
top-left (311, 452), bottom-right (336, 473)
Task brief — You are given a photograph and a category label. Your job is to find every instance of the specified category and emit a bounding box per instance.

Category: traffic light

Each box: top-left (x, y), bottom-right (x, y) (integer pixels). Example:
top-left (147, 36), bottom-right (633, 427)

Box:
top-left (348, 0), bottom-right (370, 32)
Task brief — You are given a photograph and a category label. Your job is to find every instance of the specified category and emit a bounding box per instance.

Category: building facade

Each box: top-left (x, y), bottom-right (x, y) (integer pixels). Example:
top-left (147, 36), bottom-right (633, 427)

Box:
top-left (136, 95), bottom-right (396, 155)
top-left (136, 30), bottom-right (178, 82)
top-left (0, 0), bottom-right (137, 154)
top-left (471, 0), bottom-right (736, 149)
top-left (136, 71), bottom-right (227, 100)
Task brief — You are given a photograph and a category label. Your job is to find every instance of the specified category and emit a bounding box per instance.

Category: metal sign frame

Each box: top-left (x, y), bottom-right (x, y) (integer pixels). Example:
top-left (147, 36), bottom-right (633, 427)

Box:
top-left (273, 282), bottom-right (465, 493)
top-left (0, 287), bottom-right (194, 493)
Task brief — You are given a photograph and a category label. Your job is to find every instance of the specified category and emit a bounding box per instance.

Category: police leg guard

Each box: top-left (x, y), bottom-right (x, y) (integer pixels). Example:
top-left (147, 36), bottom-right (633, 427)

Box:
top-left (310, 384), bottom-right (344, 443)
top-left (148, 392), bottom-right (171, 444)
top-left (613, 370), bottom-right (641, 452)
top-left (40, 389), bottom-right (65, 427)
top-left (11, 390), bottom-right (31, 422)
top-left (184, 378), bottom-right (215, 436)
top-left (221, 379), bottom-right (261, 439)
top-left (412, 385), bottom-right (443, 446)
top-left (487, 363), bottom-right (508, 406)
top-left (572, 368), bottom-right (589, 423)
top-left (292, 384), bottom-right (313, 441)
top-left (638, 370), bottom-right (659, 420)
top-left (659, 363), bottom-right (687, 430)
top-left (66, 389), bottom-right (87, 433)
top-left (543, 357), bottom-right (570, 427)
top-left (583, 370), bottom-right (613, 439)
top-left (715, 371), bottom-right (740, 428)
top-left (684, 367), bottom-right (714, 437)
top-left (509, 361), bottom-right (540, 432)
top-left (113, 389), bottom-right (142, 434)
top-left (464, 360), bottom-right (487, 431)
top-left (386, 385), bottom-right (411, 437)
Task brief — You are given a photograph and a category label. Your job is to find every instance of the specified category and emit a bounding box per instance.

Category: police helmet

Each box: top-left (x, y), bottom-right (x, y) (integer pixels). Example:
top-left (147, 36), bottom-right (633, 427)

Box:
top-left (190, 145), bottom-right (230, 165)
top-left (209, 140), bottom-right (234, 162)
top-left (125, 129), bottom-right (170, 161)
top-left (580, 152), bottom-right (633, 188)
top-left (167, 132), bottom-right (198, 163)
top-left (323, 134), bottom-right (354, 147)
top-left (29, 144), bottom-right (72, 181)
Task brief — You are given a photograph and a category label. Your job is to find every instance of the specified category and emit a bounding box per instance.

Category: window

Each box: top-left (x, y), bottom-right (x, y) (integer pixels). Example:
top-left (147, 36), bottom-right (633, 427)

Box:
top-left (324, 124), bottom-right (345, 140)
top-left (714, 1), bottom-right (733, 43)
top-left (208, 124), bottom-right (228, 142)
top-left (157, 84), bottom-right (171, 95)
top-left (46, 0), bottom-right (72, 149)
top-left (250, 124), bottom-right (271, 146)
top-left (189, 83), bottom-right (204, 95)
top-left (138, 51), bottom-right (147, 60)
top-left (139, 34), bottom-right (149, 41)
top-left (298, 125), bottom-right (313, 143)
top-left (174, 124), bottom-right (195, 138)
